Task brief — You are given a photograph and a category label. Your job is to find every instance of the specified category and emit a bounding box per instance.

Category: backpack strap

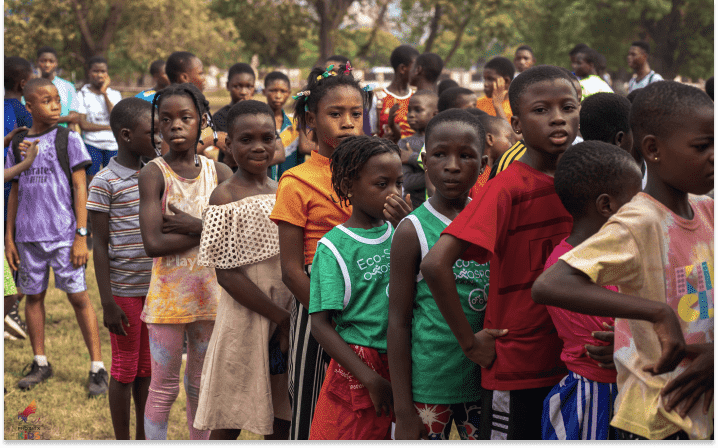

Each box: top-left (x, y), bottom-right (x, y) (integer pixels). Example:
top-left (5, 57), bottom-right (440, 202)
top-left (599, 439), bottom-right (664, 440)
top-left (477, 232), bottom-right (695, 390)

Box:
top-left (10, 130), bottom-right (28, 169)
top-left (53, 125), bottom-right (76, 217)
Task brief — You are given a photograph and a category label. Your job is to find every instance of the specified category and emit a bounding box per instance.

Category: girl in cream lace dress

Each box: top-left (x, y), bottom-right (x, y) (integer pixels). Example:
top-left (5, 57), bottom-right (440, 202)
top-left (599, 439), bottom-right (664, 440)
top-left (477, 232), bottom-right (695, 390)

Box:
top-left (194, 100), bottom-right (292, 439)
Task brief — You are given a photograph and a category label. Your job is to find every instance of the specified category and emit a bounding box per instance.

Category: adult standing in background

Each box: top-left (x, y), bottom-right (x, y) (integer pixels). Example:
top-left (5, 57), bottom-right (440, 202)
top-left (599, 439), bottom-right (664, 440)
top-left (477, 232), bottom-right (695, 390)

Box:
top-left (627, 41), bottom-right (663, 93)
top-left (513, 45), bottom-right (536, 78)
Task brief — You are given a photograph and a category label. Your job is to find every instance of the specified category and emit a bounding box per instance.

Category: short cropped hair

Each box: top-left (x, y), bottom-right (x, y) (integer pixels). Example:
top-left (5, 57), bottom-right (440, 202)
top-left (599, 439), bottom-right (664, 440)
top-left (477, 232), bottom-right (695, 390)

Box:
top-left (569, 43), bottom-right (590, 57)
top-left (425, 108), bottom-right (485, 155)
top-left (149, 59), bottom-right (165, 76)
top-left (264, 71), bottom-right (290, 88)
top-left (580, 93), bottom-right (631, 143)
top-left (484, 56), bottom-right (515, 81)
top-left (626, 89), bottom-right (640, 104)
top-left (437, 79), bottom-right (459, 96)
top-left (110, 97), bottom-right (153, 139)
top-left (326, 55), bottom-right (350, 65)
top-left (706, 76), bottom-right (714, 101)
top-left (4, 57), bottom-right (33, 91)
top-left (438, 86), bottom-right (475, 112)
top-left (226, 99), bottom-right (274, 136)
top-left (87, 56), bottom-right (108, 69)
top-left (631, 41), bottom-right (650, 55)
top-left (508, 65), bottom-right (577, 115)
top-left (630, 81), bottom-right (713, 144)
top-left (465, 108), bottom-right (488, 118)
top-left (165, 51), bottom-right (198, 84)
top-left (36, 46), bottom-right (57, 58)
top-left (415, 53), bottom-right (444, 83)
top-left (23, 77), bottom-right (55, 100)
top-left (515, 45), bottom-right (534, 56)
top-left (390, 45), bottom-right (419, 71)
top-left (228, 63), bottom-right (255, 82)
top-left (478, 114), bottom-right (508, 135)
top-left (555, 140), bottom-right (640, 218)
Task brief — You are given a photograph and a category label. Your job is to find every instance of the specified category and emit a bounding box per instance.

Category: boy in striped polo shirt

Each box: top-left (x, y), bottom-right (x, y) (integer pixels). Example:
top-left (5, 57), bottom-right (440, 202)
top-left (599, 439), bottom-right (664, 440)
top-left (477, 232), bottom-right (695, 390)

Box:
top-left (87, 97), bottom-right (158, 440)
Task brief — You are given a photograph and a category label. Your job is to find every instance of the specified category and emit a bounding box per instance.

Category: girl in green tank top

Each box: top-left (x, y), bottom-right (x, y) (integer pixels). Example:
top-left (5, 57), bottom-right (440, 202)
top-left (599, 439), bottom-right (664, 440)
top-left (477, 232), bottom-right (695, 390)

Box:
top-left (387, 110), bottom-right (507, 440)
top-left (308, 136), bottom-right (406, 440)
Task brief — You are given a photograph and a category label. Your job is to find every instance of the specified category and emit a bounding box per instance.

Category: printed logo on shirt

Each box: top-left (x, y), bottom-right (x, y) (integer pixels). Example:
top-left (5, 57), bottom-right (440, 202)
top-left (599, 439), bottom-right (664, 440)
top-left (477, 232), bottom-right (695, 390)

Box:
top-left (357, 248), bottom-right (390, 281)
top-left (674, 262), bottom-right (714, 322)
top-left (468, 287), bottom-right (488, 312)
top-left (453, 259), bottom-right (487, 285)
top-left (165, 255), bottom-right (200, 270)
top-left (20, 167), bottom-right (52, 184)
top-left (528, 233), bottom-right (569, 272)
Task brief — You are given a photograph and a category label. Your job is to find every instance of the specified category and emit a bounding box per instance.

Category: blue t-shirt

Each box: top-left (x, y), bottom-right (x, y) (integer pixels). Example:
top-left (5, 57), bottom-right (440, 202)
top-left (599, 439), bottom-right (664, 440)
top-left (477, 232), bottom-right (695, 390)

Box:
top-left (135, 89), bottom-right (157, 103)
top-left (4, 98), bottom-right (33, 221)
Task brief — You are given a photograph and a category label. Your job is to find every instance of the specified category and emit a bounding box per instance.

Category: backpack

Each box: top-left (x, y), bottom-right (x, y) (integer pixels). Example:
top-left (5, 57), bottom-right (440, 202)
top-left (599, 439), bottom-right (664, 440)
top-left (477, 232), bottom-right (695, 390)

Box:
top-left (11, 124), bottom-right (76, 216)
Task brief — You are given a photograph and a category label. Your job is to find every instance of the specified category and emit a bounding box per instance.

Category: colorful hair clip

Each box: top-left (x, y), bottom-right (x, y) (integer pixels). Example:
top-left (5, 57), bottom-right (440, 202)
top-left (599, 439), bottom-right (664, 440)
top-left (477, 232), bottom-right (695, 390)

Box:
top-left (362, 84), bottom-right (374, 92)
top-left (292, 90), bottom-right (311, 100)
top-left (317, 64), bottom-right (336, 80)
top-left (305, 104), bottom-right (309, 112)
top-left (343, 61), bottom-right (352, 75)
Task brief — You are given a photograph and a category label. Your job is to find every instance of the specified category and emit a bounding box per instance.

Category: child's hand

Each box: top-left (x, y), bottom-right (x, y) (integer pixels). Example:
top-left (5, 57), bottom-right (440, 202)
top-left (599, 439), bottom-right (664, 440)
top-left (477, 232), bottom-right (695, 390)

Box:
top-left (5, 237), bottom-right (20, 272)
top-left (585, 321), bottom-right (615, 369)
top-left (4, 127), bottom-right (28, 149)
top-left (103, 301), bottom-right (129, 337)
top-left (366, 375), bottom-right (394, 417)
top-left (383, 193), bottom-right (413, 227)
top-left (464, 328), bottom-right (508, 369)
top-left (100, 74), bottom-right (111, 94)
top-left (400, 141), bottom-right (413, 164)
top-left (20, 140), bottom-right (39, 163)
top-left (163, 204), bottom-right (202, 234)
top-left (643, 305), bottom-right (687, 375)
top-left (394, 410), bottom-right (428, 440)
top-left (71, 235), bottom-right (89, 268)
top-left (662, 348), bottom-right (713, 418)
top-left (492, 77), bottom-right (508, 105)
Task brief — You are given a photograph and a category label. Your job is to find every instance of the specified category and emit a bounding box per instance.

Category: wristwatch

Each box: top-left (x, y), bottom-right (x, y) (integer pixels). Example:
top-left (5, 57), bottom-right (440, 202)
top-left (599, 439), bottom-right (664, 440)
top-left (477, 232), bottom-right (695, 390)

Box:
top-left (76, 227), bottom-right (88, 237)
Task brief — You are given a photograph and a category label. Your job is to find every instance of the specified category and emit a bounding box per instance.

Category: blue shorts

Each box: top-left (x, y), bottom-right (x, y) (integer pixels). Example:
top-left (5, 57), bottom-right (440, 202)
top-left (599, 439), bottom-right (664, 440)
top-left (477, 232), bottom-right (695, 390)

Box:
top-left (85, 144), bottom-right (117, 176)
top-left (542, 371), bottom-right (617, 440)
top-left (16, 241), bottom-right (86, 295)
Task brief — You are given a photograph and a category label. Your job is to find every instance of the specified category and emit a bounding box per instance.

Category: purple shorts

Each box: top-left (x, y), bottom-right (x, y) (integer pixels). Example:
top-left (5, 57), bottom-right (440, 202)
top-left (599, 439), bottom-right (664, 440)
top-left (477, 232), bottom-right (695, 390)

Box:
top-left (16, 241), bottom-right (86, 295)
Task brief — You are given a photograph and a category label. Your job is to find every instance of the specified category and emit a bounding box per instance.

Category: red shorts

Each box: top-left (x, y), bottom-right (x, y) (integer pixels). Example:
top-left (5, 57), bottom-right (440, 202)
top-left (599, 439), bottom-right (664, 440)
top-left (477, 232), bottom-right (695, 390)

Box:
top-left (109, 295), bottom-right (151, 383)
top-left (309, 345), bottom-right (393, 440)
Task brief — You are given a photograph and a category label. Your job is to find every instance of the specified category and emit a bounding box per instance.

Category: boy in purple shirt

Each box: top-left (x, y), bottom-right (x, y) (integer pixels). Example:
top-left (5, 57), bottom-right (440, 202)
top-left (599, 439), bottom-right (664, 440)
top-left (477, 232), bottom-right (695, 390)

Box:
top-left (4, 78), bottom-right (108, 396)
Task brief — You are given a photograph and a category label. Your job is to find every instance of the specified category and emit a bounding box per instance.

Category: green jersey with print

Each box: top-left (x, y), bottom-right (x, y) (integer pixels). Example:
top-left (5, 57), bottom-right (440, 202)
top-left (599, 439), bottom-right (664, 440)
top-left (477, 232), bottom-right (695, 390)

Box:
top-left (404, 201), bottom-right (488, 404)
top-left (309, 222), bottom-right (394, 352)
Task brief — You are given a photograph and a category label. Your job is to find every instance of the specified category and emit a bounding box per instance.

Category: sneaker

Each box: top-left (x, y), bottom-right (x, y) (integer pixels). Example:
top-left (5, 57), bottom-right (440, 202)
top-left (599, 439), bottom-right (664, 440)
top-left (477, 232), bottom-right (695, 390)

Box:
top-left (4, 330), bottom-right (17, 340)
top-left (5, 301), bottom-right (27, 339)
top-left (88, 368), bottom-right (109, 397)
top-left (17, 361), bottom-right (53, 390)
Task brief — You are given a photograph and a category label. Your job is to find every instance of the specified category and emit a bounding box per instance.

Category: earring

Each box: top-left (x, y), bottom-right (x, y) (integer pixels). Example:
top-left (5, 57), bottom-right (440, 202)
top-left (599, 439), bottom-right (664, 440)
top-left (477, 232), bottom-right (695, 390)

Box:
top-left (347, 193), bottom-right (353, 198)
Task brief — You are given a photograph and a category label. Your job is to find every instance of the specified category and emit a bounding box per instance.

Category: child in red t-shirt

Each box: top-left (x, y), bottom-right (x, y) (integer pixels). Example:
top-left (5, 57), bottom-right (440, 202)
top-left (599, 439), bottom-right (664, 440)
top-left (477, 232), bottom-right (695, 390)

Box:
top-left (420, 65), bottom-right (581, 440)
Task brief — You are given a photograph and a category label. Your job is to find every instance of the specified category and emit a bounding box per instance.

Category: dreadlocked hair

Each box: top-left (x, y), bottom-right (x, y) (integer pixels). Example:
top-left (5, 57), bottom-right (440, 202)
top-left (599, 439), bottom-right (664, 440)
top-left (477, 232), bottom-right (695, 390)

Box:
top-left (293, 63), bottom-right (370, 135)
top-left (330, 135), bottom-right (400, 207)
top-left (151, 83), bottom-right (215, 162)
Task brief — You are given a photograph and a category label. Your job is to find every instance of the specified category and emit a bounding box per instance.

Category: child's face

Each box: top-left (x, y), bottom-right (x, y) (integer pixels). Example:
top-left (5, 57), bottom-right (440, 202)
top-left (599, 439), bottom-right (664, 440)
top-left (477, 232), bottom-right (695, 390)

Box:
top-left (513, 50), bottom-right (535, 74)
top-left (483, 68), bottom-right (507, 98)
top-left (128, 112), bottom-right (160, 159)
top-left (228, 72), bottom-right (255, 104)
top-left (400, 58), bottom-right (417, 84)
top-left (25, 85), bottom-right (61, 125)
top-left (487, 120), bottom-right (517, 166)
top-left (307, 85), bottom-right (363, 150)
top-left (456, 93), bottom-right (478, 110)
top-left (158, 94), bottom-right (205, 154)
top-left (89, 63), bottom-right (109, 89)
top-left (511, 79), bottom-right (579, 156)
top-left (186, 57), bottom-right (205, 92)
top-left (346, 152), bottom-right (403, 220)
top-left (571, 54), bottom-right (593, 78)
top-left (408, 62), bottom-right (421, 86)
top-left (37, 52), bottom-right (57, 78)
top-left (653, 106), bottom-right (714, 195)
top-left (423, 121), bottom-right (485, 199)
top-left (264, 80), bottom-right (290, 112)
top-left (406, 95), bottom-right (437, 134)
top-left (226, 114), bottom-right (277, 175)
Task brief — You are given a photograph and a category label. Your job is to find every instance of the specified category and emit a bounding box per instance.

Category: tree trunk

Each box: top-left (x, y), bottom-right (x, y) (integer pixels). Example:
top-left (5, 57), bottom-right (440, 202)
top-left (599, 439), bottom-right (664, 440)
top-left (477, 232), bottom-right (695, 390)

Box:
top-left (70, 0), bottom-right (127, 75)
top-left (640, 0), bottom-right (682, 79)
top-left (443, 15), bottom-right (471, 66)
top-left (313, 0), bottom-right (356, 66)
top-left (423, 4), bottom-right (443, 53)
top-left (356, 0), bottom-right (390, 59)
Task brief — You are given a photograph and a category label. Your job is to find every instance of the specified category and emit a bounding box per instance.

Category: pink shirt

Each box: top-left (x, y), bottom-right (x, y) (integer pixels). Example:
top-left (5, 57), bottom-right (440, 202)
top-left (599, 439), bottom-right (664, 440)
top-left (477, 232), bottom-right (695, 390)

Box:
top-left (544, 238), bottom-right (617, 383)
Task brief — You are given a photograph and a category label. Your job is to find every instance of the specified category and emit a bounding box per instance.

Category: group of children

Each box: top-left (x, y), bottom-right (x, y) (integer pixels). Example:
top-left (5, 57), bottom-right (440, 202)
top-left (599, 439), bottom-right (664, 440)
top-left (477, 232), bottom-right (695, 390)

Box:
top-left (3, 41), bottom-right (713, 441)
